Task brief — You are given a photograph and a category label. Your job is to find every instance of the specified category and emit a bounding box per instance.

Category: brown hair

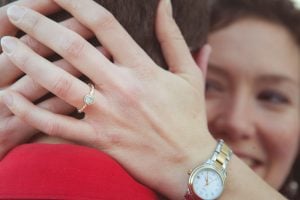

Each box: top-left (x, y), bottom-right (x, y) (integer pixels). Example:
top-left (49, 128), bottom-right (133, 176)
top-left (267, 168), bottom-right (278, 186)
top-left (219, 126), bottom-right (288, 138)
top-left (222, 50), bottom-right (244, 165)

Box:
top-left (1, 0), bottom-right (210, 68)
top-left (209, 0), bottom-right (300, 46)
top-left (209, 0), bottom-right (300, 199)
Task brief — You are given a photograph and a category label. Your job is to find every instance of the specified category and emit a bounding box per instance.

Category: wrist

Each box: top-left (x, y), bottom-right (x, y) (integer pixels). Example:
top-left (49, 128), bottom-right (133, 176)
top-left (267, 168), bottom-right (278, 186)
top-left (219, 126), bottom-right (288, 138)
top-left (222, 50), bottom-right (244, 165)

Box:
top-left (160, 134), bottom-right (217, 200)
top-left (185, 139), bottom-right (233, 200)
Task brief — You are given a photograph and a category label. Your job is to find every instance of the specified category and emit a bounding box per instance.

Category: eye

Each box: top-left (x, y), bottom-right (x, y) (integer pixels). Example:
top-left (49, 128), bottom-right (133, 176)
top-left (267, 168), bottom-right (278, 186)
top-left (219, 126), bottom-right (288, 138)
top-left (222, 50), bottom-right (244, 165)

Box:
top-left (205, 79), bottom-right (224, 93)
top-left (258, 90), bottom-right (290, 105)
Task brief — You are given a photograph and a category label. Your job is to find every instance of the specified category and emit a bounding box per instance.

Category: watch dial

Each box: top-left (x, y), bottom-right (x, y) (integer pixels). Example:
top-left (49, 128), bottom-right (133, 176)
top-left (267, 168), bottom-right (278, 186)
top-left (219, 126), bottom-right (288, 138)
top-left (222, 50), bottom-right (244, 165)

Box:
top-left (192, 168), bottom-right (223, 200)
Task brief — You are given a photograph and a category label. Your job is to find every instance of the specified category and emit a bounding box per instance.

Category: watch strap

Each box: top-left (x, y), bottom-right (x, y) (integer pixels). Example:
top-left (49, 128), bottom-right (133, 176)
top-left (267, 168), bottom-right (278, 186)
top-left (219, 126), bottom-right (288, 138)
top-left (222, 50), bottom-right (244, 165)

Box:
top-left (206, 139), bottom-right (233, 173)
top-left (184, 139), bottom-right (233, 200)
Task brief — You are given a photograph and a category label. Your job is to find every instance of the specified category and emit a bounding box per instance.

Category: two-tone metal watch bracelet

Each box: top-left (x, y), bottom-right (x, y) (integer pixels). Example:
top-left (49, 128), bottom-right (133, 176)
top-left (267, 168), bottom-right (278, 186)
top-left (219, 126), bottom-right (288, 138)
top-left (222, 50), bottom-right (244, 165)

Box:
top-left (184, 139), bottom-right (233, 200)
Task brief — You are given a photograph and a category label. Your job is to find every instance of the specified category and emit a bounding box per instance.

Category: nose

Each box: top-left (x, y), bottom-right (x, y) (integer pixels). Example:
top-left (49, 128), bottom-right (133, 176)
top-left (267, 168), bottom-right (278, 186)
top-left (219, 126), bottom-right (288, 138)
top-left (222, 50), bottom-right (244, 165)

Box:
top-left (208, 93), bottom-right (256, 141)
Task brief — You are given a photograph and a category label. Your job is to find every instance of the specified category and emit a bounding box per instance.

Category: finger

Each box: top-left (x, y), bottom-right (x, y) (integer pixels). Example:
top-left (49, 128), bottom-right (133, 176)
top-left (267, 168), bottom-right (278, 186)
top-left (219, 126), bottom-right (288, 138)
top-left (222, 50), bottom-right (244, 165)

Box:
top-left (0, 45), bottom-right (110, 117)
top-left (0, 96), bottom-right (75, 159)
top-left (20, 17), bottom-right (94, 55)
top-left (53, 0), bottom-right (153, 68)
top-left (0, 17), bottom-right (93, 86)
top-left (1, 36), bottom-right (104, 110)
top-left (0, 58), bottom-right (80, 118)
top-left (3, 97), bottom-right (74, 137)
top-left (193, 44), bottom-right (212, 79)
top-left (156, 0), bottom-right (199, 75)
top-left (6, 5), bottom-right (114, 84)
top-left (0, 0), bottom-right (60, 38)
top-left (2, 90), bottom-right (95, 143)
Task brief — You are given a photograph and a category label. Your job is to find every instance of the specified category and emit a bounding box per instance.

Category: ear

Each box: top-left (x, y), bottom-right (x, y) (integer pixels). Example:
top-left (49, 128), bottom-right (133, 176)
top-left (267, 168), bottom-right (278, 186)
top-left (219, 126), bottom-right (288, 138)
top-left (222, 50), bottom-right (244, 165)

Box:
top-left (193, 44), bottom-right (212, 79)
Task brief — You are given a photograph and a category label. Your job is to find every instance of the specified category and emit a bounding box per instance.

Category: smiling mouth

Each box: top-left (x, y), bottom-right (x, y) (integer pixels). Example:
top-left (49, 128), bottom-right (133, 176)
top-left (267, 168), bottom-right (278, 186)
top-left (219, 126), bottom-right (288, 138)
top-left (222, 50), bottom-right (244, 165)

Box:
top-left (239, 157), bottom-right (263, 170)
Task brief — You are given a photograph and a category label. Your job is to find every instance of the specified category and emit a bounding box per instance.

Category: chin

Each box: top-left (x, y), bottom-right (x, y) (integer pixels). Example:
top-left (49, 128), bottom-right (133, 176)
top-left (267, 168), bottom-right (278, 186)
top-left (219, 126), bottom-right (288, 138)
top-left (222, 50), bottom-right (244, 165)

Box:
top-left (263, 169), bottom-right (289, 190)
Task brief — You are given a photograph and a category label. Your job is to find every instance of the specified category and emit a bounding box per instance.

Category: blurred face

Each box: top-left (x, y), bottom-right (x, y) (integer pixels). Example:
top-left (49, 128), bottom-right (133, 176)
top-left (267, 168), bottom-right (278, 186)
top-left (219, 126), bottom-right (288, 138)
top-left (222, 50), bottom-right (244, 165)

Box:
top-left (206, 17), bottom-right (300, 189)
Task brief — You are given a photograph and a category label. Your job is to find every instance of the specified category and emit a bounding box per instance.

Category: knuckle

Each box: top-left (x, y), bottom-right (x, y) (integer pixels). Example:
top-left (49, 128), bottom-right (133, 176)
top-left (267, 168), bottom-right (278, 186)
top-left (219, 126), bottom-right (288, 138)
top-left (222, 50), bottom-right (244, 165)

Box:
top-left (62, 35), bottom-right (86, 58)
top-left (160, 33), bottom-right (184, 46)
top-left (26, 77), bottom-right (41, 93)
top-left (18, 107), bottom-right (31, 122)
top-left (51, 76), bottom-right (73, 98)
top-left (21, 36), bottom-right (41, 53)
top-left (14, 76), bottom-right (40, 97)
top-left (101, 131), bottom-right (123, 149)
top-left (93, 11), bottom-right (117, 32)
top-left (44, 120), bottom-right (60, 137)
top-left (64, 0), bottom-right (81, 11)
top-left (39, 100), bottom-right (55, 112)
top-left (25, 12), bottom-right (43, 35)
top-left (17, 52), bottom-right (34, 70)
top-left (117, 82), bottom-right (142, 106)
top-left (134, 63), bottom-right (158, 80)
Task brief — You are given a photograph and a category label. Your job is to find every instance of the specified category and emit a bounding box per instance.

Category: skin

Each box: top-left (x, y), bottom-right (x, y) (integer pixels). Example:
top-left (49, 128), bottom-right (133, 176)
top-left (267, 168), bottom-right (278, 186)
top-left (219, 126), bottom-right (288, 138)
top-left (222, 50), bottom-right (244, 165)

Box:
top-left (207, 17), bottom-right (300, 189)
top-left (0, 1), bottom-right (215, 199)
top-left (0, 0), bottom-right (113, 158)
top-left (0, 0), bottom-right (291, 199)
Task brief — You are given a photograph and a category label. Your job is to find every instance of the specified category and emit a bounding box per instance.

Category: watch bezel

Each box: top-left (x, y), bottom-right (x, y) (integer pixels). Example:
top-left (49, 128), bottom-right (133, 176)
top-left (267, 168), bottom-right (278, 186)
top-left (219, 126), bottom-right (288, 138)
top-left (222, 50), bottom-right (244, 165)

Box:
top-left (188, 164), bottom-right (225, 200)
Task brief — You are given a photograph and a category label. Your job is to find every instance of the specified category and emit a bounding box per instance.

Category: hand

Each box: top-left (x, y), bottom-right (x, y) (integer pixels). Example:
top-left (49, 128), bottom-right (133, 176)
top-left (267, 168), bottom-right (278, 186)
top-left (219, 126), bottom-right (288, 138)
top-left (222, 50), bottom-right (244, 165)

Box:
top-left (0, 0), bottom-right (61, 158)
top-left (0, 0), bottom-right (60, 86)
top-left (1, 0), bottom-right (214, 199)
top-left (0, 0), bottom-right (94, 86)
top-left (0, 56), bottom-right (79, 159)
top-left (0, 0), bottom-right (111, 159)
top-left (0, 0), bottom-right (60, 37)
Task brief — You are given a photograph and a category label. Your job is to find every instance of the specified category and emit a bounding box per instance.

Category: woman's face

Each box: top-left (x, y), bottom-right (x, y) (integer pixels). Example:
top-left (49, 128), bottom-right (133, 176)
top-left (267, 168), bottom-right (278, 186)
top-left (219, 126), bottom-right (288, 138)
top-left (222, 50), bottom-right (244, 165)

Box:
top-left (206, 17), bottom-right (300, 189)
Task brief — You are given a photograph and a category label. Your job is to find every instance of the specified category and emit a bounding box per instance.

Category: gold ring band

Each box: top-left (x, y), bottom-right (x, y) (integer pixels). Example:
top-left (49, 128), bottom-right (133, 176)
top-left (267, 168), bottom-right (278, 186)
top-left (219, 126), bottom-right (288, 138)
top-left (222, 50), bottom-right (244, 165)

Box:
top-left (77, 83), bottom-right (95, 113)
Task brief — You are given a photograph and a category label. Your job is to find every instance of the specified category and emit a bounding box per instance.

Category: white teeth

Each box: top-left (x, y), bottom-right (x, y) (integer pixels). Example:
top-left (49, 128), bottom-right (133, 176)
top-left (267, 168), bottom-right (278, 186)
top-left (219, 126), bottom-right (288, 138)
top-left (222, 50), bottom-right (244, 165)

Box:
top-left (241, 158), bottom-right (255, 167)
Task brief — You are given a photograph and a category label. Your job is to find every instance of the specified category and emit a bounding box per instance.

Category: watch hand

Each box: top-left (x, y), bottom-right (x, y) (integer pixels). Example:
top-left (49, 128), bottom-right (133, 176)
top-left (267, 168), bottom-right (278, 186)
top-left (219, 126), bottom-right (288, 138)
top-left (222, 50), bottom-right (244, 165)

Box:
top-left (205, 171), bottom-right (209, 185)
top-left (208, 177), bottom-right (219, 185)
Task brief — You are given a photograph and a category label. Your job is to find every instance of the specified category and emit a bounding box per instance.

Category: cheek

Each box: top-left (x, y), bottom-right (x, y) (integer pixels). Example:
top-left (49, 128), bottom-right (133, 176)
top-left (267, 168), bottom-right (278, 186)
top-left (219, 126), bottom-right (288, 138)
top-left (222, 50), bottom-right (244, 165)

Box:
top-left (262, 115), bottom-right (299, 158)
top-left (258, 115), bottom-right (299, 188)
top-left (205, 97), bottom-right (223, 121)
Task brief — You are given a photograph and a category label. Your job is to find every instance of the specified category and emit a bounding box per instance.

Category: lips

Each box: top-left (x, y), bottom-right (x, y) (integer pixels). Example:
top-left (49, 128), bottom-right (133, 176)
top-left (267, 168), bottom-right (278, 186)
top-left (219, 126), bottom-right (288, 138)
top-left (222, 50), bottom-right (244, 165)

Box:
top-left (241, 157), bottom-right (262, 168)
top-left (235, 153), bottom-right (264, 170)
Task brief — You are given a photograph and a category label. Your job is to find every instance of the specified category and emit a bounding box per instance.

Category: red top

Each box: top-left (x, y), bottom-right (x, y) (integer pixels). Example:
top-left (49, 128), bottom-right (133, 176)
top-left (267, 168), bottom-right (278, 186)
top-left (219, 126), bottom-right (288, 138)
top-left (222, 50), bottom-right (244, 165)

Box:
top-left (0, 143), bottom-right (158, 200)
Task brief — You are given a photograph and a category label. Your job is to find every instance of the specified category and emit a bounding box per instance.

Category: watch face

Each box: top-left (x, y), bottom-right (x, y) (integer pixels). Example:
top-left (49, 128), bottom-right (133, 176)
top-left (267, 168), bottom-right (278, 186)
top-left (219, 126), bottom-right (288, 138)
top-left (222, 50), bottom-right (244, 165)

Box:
top-left (192, 168), bottom-right (224, 200)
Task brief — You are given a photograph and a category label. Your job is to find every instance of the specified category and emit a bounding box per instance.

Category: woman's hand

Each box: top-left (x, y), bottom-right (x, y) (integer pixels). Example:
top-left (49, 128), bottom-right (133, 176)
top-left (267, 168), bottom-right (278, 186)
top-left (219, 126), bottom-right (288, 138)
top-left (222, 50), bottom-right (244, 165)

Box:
top-left (0, 0), bottom-right (60, 85)
top-left (0, 0), bottom-right (110, 159)
top-left (0, 0), bottom-right (63, 158)
top-left (1, 0), bottom-right (213, 199)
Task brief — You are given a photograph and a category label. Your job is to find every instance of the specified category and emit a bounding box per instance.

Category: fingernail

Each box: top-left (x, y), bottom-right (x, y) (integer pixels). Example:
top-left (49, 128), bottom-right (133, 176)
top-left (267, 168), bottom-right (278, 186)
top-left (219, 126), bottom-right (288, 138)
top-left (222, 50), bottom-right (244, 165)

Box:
top-left (7, 5), bottom-right (27, 22)
top-left (1, 36), bottom-right (16, 55)
top-left (2, 93), bottom-right (13, 107)
top-left (165, 0), bottom-right (173, 16)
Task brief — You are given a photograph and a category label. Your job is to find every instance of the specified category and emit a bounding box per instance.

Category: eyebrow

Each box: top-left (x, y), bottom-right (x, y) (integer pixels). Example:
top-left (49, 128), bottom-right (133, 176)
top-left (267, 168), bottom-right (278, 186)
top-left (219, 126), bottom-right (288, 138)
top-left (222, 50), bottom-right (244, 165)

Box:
top-left (257, 75), bottom-right (299, 86)
top-left (207, 63), bottom-right (230, 77)
top-left (208, 63), bottom-right (299, 86)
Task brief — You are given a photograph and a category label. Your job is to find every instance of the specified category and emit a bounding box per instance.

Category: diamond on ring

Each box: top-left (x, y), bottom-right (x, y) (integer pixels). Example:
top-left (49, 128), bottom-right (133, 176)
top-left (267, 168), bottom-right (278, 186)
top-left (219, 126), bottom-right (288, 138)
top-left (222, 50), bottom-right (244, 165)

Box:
top-left (77, 83), bottom-right (95, 113)
top-left (84, 94), bottom-right (95, 105)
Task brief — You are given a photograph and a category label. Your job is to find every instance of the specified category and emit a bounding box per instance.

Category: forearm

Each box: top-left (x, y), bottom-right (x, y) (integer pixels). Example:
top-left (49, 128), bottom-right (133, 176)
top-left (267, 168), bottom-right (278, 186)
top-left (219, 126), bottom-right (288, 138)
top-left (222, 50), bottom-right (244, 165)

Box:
top-left (221, 155), bottom-right (286, 200)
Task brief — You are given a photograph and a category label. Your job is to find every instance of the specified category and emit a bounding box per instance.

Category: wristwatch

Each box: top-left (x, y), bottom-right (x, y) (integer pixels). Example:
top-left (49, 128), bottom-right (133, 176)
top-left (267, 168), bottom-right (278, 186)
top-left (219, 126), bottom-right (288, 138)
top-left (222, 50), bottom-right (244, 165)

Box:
top-left (185, 139), bottom-right (233, 200)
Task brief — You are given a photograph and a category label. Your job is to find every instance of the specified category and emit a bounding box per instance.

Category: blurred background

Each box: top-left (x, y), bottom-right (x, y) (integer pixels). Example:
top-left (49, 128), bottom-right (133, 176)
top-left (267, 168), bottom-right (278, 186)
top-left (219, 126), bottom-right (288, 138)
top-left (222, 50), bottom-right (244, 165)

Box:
top-left (294, 0), bottom-right (300, 8)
